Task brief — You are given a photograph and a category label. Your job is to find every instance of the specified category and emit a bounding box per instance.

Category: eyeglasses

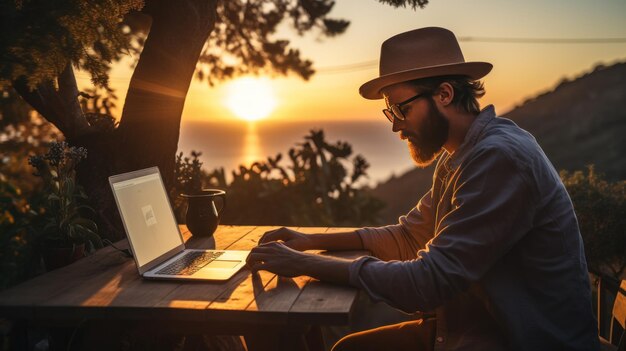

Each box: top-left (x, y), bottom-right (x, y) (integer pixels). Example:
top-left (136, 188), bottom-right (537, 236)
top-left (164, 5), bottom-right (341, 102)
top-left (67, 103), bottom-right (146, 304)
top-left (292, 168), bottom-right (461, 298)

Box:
top-left (382, 92), bottom-right (427, 123)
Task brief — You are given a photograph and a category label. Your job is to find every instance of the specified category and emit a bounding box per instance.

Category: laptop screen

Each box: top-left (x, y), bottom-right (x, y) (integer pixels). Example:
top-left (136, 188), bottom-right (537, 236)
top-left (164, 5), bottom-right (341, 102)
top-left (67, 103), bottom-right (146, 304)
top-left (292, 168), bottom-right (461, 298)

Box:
top-left (111, 171), bottom-right (182, 268)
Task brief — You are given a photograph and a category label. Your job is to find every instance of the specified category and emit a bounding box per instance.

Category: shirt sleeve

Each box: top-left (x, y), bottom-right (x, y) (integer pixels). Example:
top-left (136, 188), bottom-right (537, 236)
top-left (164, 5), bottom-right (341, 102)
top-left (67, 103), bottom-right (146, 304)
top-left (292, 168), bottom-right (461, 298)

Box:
top-left (356, 188), bottom-right (435, 261)
top-left (349, 147), bottom-right (536, 313)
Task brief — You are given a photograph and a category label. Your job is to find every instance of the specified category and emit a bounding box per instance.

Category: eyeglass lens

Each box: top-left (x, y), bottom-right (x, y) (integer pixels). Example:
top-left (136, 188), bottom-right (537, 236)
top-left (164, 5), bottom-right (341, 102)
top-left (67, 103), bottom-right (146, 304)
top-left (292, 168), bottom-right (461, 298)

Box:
top-left (383, 91), bottom-right (428, 123)
top-left (383, 109), bottom-right (395, 123)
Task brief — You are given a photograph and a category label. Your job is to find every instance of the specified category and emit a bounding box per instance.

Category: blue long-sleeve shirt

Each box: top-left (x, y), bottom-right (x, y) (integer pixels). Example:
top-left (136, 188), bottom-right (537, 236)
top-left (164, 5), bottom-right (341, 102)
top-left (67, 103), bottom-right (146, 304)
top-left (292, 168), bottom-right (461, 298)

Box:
top-left (349, 105), bottom-right (599, 351)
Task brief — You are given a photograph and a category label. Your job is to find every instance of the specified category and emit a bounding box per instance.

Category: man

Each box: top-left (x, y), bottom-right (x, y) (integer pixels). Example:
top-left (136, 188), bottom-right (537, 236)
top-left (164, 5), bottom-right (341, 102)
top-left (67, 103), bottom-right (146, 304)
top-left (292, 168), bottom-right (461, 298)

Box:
top-left (246, 27), bottom-right (599, 351)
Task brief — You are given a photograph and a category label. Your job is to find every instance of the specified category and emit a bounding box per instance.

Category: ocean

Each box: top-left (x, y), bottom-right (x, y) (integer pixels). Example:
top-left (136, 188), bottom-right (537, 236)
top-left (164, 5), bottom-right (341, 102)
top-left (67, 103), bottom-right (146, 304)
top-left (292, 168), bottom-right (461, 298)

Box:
top-left (177, 119), bottom-right (417, 186)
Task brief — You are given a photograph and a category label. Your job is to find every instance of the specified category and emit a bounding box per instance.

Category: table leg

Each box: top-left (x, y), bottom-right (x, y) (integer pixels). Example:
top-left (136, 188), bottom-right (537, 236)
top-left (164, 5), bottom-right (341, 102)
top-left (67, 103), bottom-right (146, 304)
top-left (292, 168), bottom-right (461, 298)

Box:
top-left (6, 319), bottom-right (28, 351)
top-left (306, 326), bottom-right (325, 351)
top-left (244, 326), bottom-right (325, 351)
top-left (48, 326), bottom-right (73, 351)
top-left (244, 331), bottom-right (305, 351)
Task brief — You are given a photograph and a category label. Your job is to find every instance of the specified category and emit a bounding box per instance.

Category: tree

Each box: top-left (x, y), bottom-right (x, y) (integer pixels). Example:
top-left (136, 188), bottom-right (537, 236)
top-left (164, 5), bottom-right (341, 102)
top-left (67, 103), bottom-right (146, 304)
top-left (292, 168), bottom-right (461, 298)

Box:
top-left (1, 0), bottom-right (428, 241)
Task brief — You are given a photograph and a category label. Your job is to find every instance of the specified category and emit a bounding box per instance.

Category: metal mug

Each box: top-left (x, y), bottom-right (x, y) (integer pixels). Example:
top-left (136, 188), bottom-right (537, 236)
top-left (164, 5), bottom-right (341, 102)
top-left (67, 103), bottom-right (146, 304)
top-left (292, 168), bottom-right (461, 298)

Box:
top-left (181, 189), bottom-right (226, 237)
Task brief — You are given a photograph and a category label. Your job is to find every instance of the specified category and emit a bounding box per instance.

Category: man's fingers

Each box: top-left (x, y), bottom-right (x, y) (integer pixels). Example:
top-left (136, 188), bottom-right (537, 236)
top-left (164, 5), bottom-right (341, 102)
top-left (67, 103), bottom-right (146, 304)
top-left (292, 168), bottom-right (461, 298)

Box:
top-left (247, 261), bottom-right (264, 274)
top-left (246, 244), bottom-right (291, 274)
top-left (259, 228), bottom-right (279, 244)
top-left (246, 251), bottom-right (270, 264)
top-left (247, 258), bottom-right (277, 275)
top-left (252, 241), bottom-right (286, 252)
top-left (246, 253), bottom-right (269, 273)
top-left (246, 251), bottom-right (271, 262)
top-left (259, 227), bottom-right (291, 244)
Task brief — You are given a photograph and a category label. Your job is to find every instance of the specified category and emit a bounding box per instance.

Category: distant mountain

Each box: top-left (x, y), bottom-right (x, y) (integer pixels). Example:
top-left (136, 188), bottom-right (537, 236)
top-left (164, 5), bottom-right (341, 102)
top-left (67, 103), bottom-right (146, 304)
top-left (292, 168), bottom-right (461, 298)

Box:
top-left (505, 62), bottom-right (626, 180)
top-left (371, 61), bottom-right (626, 223)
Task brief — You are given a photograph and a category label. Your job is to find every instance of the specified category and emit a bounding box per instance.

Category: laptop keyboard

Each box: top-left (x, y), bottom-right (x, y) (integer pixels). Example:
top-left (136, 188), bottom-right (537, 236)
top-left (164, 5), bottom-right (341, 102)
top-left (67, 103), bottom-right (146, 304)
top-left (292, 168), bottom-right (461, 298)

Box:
top-left (155, 251), bottom-right (225, 276)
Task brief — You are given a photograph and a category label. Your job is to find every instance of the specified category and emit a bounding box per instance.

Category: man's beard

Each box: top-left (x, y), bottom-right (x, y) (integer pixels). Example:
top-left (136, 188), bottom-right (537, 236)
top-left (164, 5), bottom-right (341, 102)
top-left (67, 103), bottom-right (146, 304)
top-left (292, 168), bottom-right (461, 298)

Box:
top-left (404, 97), bottom-right (449, 167)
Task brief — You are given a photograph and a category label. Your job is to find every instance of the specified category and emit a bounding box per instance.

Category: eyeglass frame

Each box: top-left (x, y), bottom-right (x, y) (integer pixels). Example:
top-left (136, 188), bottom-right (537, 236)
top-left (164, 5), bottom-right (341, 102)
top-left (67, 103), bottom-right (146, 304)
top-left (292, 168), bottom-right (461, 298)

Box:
top-left (382, 91), bottom-right (429, 123)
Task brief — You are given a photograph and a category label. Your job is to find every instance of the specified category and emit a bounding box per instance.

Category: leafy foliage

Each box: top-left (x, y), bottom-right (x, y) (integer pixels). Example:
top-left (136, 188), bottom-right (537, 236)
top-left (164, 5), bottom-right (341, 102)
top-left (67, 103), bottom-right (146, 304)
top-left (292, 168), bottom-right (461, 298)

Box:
top-left (199, 0), bottom-right (349, 85)
top-left (0, 0), bottom-right (354, 89)
top-left (170, 150), bottom-right (208, 222)
top-left (377, 0), bottom-right (429, 9)
top-left (0, 88), bottom-right (108, 287)
top-left (0, 88), bottom-right (62, 194)
top-left (0, 85), bottom-right (32, 128)
top-left (0, 173), bottom-right (37, 289)
top-left (176, 130), bottom-right (385, 227)
top-left (28, 141), bottom-right (102, 249)
top-left (79, 86), bottom-right (119, 132)
top-left (173, 150), bottom-right (205, 195)
top-left (1, 0), bottom-right (432, 90)
top-left (0, 0), bottom-right (144, 89)
top-left (561, 166), bottom-right (626, 279)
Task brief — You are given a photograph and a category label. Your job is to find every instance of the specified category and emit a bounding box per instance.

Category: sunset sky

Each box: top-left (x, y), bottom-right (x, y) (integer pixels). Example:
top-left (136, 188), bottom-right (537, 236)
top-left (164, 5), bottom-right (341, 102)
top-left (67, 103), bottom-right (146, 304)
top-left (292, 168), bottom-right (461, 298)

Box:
top-left (80, 0), bottom-right (626, 124)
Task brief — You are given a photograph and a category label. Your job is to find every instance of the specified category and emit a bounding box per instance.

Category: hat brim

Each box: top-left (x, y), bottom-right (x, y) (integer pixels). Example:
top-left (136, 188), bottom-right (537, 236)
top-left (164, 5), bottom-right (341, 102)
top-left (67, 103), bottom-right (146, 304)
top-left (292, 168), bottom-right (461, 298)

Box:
top-left (359, 62), bottom-right (493, 100)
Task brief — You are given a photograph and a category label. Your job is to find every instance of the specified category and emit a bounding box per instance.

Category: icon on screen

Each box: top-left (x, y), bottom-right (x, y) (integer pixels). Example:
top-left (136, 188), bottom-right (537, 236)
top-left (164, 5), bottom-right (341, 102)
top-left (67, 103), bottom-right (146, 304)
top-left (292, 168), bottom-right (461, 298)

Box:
top-left (142, 205), bottom-right (157, 226)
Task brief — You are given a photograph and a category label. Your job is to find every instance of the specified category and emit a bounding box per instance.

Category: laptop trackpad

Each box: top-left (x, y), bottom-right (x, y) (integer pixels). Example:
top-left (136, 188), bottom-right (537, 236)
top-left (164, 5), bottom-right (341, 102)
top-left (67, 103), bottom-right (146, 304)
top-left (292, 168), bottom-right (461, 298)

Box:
top-left (205, 260), bottom-right (241, 269)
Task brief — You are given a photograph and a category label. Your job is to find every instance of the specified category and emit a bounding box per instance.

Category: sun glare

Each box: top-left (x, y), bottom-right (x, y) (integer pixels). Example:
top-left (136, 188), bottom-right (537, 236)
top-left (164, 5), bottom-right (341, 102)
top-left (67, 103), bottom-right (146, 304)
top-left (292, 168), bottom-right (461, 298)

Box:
top-left (225, 77), bottom-right (277, 121)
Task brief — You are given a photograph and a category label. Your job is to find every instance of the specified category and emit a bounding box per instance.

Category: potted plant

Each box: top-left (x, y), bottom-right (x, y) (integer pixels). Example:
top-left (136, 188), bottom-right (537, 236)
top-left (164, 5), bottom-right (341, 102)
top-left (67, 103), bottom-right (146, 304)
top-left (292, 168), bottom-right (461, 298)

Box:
top-left (28, 141), bottom-right (103, 270)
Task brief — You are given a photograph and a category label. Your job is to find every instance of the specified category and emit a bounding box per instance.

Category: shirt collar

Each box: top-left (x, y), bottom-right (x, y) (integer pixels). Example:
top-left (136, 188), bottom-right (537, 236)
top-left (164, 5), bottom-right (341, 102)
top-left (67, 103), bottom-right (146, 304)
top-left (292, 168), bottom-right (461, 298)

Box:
top-left (448, 104), bottom-right (497, 168)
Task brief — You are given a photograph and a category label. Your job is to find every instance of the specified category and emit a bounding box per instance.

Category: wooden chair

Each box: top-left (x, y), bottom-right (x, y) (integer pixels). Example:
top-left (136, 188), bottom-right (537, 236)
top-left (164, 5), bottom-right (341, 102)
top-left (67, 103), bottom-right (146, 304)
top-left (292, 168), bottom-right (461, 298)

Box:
top-left (596, 274), bottom-right (625, 351)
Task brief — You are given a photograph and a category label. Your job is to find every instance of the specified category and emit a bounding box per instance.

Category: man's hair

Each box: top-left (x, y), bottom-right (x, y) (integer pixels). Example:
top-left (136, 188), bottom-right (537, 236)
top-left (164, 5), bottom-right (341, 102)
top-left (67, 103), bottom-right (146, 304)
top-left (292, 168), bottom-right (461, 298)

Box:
top-left (408, 75), bottom-right (486, 114)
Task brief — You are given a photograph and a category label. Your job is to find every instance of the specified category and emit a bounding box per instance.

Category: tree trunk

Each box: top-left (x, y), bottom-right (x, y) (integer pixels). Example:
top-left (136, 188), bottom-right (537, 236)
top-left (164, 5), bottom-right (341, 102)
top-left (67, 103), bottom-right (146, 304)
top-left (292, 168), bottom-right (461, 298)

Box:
top-left (75, 0), bottom-right (218, 241)
top-left (118, 0), bottom-right (217, 185)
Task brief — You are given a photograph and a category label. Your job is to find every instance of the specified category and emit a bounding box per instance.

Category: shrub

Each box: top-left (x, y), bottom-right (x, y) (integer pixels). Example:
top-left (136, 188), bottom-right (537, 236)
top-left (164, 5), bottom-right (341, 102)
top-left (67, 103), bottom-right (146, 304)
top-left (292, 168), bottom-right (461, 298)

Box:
top-left (561, 166), bottom-right (626, 279)
top-left (0, 173), bottom-right (36, 289)
top-left (170, 150), bottom-right (207, 222)
top-left (173, 130), bottom-right (384, 227)
top-left (28, 141), bottom-right (102, 250)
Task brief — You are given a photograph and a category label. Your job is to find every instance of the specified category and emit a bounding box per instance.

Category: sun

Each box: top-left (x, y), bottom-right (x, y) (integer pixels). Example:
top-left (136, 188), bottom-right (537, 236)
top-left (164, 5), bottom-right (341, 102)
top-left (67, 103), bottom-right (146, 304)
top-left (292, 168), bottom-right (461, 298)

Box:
top-left (225, 77), bottom-right (277, 121)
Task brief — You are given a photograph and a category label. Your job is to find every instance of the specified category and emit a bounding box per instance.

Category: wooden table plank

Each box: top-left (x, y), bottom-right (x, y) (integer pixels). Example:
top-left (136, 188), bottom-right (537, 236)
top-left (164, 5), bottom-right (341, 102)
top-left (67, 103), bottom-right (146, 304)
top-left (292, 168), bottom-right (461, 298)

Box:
top-left (237, 227), bottom-right (367, 326)
top-left (195, 227), bottom-right (281, 323)
top-left (222, 226), bottom-right (277, 251)
top-left (206, 227), bottom-right (328, 324)
top-left (184, 225), bottom-right (256, 250)
top-left (0, 225), bottom-right (364, 330)
top-left (21, 226), bottom-right (257, 322)
top-left (0, 225), bottom-right (258, 322)
top-left (42, 264), bottom-right (183, 321)
top-left (0, 245), bottom-right (136, 320)
top-left (288, 228), bottom-right (365, 325)
top-left (242, 227), bottom-right (329, 316)
top-left (149, 226), bottom-right (263, 320)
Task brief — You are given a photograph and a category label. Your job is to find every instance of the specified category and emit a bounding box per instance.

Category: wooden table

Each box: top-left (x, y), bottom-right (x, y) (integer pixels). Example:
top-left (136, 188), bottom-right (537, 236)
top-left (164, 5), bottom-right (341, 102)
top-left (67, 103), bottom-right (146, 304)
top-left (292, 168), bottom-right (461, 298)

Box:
top-left (0, 225), bottom-right (366, 350)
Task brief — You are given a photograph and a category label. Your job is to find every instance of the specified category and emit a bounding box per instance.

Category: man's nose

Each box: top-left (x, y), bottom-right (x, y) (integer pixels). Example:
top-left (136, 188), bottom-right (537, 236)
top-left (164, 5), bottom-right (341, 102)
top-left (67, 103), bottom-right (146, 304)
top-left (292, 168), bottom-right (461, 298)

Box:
top-left (392, 117), bottom-right (402, 133)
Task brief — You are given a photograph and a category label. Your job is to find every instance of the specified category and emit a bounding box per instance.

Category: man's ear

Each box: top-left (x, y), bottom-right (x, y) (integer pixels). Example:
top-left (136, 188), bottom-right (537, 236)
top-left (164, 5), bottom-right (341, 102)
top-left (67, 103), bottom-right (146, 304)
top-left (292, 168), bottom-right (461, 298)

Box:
top-left (437, 82), bottom-right (454, 106)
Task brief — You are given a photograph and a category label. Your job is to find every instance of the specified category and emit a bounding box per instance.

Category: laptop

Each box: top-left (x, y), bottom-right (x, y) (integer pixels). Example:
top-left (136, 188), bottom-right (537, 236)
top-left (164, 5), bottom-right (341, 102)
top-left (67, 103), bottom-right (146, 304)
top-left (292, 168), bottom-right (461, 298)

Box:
top-left (108, 166), bottom-right (249, 281)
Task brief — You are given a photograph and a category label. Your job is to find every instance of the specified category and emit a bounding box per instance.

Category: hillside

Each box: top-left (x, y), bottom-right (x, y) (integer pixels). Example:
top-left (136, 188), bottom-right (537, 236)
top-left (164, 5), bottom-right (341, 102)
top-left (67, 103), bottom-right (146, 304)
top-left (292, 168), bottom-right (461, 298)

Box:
top-left (371, 61), bottom-right (626, 223)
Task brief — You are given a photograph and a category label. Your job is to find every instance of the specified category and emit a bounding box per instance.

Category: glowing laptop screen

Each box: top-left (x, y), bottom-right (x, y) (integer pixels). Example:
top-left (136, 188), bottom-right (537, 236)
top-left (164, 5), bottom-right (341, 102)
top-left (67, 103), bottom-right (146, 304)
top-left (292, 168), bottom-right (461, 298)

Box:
top-left (111, 172), bottom-right (182, 268)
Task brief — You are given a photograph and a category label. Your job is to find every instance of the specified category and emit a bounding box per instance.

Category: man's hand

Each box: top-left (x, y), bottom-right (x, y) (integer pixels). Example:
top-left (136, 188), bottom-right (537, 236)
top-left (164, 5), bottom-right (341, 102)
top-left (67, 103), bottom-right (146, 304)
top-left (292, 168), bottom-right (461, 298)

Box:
top-left (258, 227), bottom-right (314, 251)
top-left (246, 241), bottom-right (310, 277)
top-left (246, 241), bottom-right (352, 284)
top-left (248, 227), bottom-right (361, 284)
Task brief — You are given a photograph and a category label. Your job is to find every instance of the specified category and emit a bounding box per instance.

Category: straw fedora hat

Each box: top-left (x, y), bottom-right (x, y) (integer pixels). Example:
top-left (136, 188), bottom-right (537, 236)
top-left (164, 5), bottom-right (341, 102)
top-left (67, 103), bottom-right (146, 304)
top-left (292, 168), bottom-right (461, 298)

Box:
top-left (359, 27), bottom-right (492, 100)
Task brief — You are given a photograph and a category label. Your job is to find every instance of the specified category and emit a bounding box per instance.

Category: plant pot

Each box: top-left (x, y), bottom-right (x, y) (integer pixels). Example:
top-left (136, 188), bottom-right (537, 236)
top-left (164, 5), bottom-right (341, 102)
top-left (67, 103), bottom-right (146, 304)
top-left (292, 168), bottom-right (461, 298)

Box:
top-left (41, 243), bottom-right (86, 271)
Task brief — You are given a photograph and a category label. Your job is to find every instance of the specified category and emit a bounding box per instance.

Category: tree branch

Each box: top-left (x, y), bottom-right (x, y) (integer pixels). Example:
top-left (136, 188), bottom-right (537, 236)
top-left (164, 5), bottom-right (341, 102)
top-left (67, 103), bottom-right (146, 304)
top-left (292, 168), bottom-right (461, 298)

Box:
top-left (12, 63), bottom-right (93, 141)
top-left (57, 63), bottom-right (93, 139)
top-left (12, 77), bottom-right (69, 134)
